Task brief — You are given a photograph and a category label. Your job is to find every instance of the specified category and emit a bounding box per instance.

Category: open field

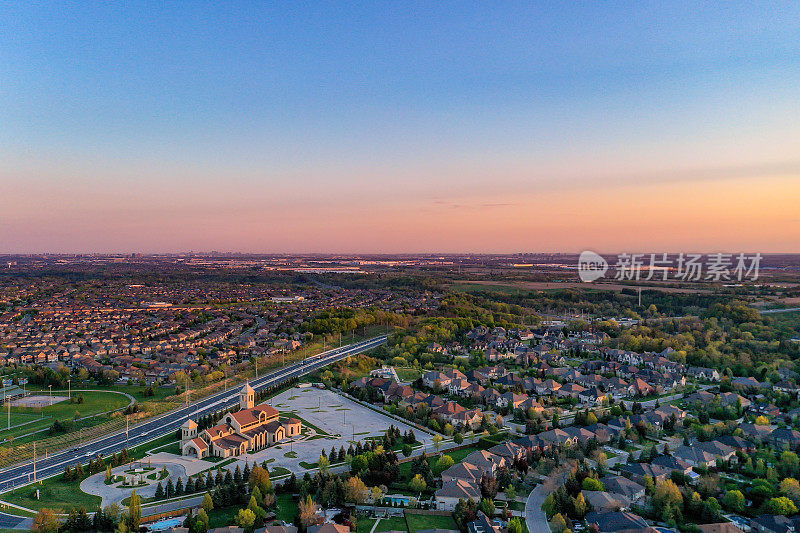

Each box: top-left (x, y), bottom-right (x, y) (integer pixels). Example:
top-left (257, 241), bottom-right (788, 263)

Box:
top-left (2, 474), bottom-right (103, 512)
top-left (450, 280), bottom-right (710, 294)
top-left (0, 390), bottom-right (132, 443)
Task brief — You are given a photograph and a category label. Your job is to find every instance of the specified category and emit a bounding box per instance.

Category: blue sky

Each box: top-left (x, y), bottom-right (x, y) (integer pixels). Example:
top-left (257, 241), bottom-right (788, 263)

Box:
top-left (1, 2), bottom-right (799, 252)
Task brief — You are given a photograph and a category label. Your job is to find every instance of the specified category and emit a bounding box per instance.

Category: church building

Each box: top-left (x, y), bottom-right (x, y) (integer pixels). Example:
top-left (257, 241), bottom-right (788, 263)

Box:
top-left (181, 383), bottom-right (302, 458)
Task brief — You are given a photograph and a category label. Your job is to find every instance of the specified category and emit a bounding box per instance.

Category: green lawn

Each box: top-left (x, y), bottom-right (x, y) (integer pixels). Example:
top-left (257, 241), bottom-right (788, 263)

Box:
top-left (395, 368), bottom-right (421, 382)
top-left (443, 445), bottom-right (481, 463)
top-left (404, 513), bottom-right (457, 533)
top-left (507, 500), bottom-right (526, 511)
top-left (270, 467), bottom-right (291, 478)
top-left (149, 441), bottom-right (181, 455)
top-left (3, 475), bottom-right (102, 512)
top-left (376, 516), bottom-right (409, 532)
top-left (357, 517), bottom-right (378, 533)
top-left (275, 493), bottom-right (298, 523)
top-left (207, 506), bottom-right (240, 528)
top-left (0, 390), bottom-right (132, 443)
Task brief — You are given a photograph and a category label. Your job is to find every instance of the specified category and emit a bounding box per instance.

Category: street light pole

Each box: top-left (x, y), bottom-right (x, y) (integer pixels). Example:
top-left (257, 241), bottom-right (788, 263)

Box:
top-left (48, 385), bottom-right (52, 407)
top-left (68, 379), bottom-right (71, 400)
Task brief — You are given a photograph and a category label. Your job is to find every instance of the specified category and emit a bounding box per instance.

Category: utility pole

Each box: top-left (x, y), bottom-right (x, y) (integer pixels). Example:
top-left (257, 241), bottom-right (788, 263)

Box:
top-left (68, 379), bottom-right (71, 400)
top-left (49, 385), bottom-right (52, 407)
top-left (33, 441), bottom-right (37, 482)
top-left (126, 415), bottom-right (129, 448)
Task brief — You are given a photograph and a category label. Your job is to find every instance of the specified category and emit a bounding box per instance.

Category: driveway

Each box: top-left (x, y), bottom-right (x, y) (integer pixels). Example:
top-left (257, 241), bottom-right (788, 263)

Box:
top-left (524, 465), bottom-right (574, 533)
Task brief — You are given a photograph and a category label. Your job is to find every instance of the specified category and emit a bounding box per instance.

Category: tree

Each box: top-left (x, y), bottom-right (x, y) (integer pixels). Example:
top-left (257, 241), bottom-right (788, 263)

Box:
top-left (652, 480), bottom-right (682, 521)
top-left (479, 498), bottom-right (495, 517)
top-left (508, 518), bottom-right (524, 533)
top-left (722, 490), bottom-right (746, 513)
top-left (432, 435), bottom-right (443, 451)
top-left (781, 452), bottom-right (800, 476)
top-left (573, 493), bottom-right (588, 519)
top-left (454, 498), bottom-right (479, 528)
top-left (251, 486), bottom-right (264, 507)
top-left (344, 476), bottom-right (368, 504)
top-left (434, 455), bottom-right (455, 476)
top-left (196, 509), bottom-right (210, 533)
top-left (32, 509), bottom-right (60, 533)
top-left (249, 466), bottom-right (273, 494)
top-left (582, 478), bottom-right (604, 491)
top-left (128, 490), bottom-right (142, 531)
top-left (454, 432), bottom-right (464, 444)
top-left (236, 508), bottom-right (256, 529)
top-left (780, 478), bottom-right (800, 506)
top-left (299, 495), bottom-right (319, 527)
top-left (550, 513), bottom-right (567, 533)
top-left (202, 492), bottom-right (214, 513)
top-left (350, 455), bottom-right (367, 474)
top-left (154, 482), bottom-right (165, 500)
top-left (505, 485), bottom-right (517, 502)
top-left (402, 444), bottom-right (413, 457)
top-left (763, 497), bottom-right (798, 516)
top-left (318, 455), bottom-right (330, 473)
top-left (410, 474), bottom-right (427, 493)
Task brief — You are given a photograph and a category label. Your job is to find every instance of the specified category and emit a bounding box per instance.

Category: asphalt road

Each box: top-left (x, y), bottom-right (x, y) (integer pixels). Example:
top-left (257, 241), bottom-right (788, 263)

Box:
top-left (0, 335), bottom-right (387, 494)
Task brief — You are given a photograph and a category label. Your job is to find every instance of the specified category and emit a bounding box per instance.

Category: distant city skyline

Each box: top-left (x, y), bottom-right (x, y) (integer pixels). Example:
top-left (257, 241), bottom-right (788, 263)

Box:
top-left (2, 3), bottom-right (799, 253)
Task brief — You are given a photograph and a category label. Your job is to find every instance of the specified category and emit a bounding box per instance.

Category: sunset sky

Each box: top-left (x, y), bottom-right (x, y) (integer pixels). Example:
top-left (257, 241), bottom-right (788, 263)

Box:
top-left (1, 2), bottom-right (799, 253)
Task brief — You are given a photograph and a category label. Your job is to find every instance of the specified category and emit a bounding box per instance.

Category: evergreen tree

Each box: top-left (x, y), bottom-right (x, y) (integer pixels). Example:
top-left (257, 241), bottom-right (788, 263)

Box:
top-left (155, 482), bottom-right (165, 500)
top-left (175, 477), bottom-right (184, 495)
top-left (166, 478), bottom-right (175, 498)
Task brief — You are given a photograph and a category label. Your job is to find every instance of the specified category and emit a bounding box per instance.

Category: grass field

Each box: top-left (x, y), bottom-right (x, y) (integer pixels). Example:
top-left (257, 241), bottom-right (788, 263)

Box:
top-left (0, 390), bottom-right (131, 443)
top-left (275, 493), bottom-right (298, 523)
top-left (207, 506), bottom-right (239, 528)
top-left (404, 513), bottom-right (457, 533)
top-left (394, 368), bottom-right (421, 382)
top-left (2, 475), bottom-right (102, 512)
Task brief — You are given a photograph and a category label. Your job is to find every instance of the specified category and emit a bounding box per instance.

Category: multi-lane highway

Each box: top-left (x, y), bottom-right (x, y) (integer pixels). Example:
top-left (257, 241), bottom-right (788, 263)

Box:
top-left (0, 335), bottom-right (387, 493)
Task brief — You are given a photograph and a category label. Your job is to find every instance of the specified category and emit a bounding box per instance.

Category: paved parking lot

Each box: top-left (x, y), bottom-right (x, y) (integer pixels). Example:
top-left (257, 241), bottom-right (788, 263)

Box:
top-left (238, 387), bottom-right (432, 474)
